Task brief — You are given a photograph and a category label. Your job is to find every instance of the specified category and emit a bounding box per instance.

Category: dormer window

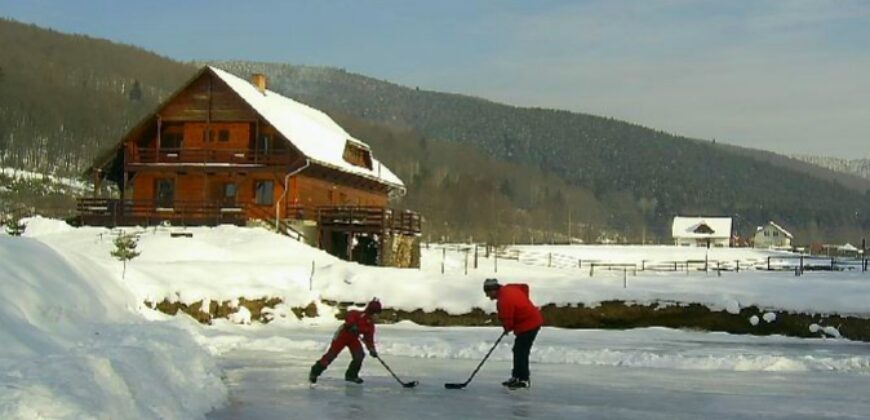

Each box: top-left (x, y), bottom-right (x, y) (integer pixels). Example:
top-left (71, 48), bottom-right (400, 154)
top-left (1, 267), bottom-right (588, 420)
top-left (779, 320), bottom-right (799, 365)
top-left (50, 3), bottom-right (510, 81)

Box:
top-left (343, 141), bottom-right (373, 169)
top-left (693, 223), bottom-right (714, 234)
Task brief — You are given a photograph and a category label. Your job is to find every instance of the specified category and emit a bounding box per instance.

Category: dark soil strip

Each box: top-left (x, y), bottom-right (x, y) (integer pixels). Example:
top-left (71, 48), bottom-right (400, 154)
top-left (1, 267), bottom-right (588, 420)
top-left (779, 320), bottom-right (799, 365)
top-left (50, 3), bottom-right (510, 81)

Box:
top-left (147, 298), bottom-right (870, 341)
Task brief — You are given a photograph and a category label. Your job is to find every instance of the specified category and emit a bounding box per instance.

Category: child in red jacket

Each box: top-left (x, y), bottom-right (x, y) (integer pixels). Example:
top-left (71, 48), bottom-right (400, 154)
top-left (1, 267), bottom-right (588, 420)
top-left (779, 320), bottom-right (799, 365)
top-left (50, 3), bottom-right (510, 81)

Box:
top-left (309, 298), bottom-right (382, 384)
top-left (484, 278), bottom-right (543, 389)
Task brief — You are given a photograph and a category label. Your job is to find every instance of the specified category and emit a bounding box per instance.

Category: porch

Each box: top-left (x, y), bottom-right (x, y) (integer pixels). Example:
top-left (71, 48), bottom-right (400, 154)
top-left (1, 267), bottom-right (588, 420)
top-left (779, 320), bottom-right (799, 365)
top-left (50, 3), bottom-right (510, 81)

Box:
top-left (75, 198), bottom-right (422, 267)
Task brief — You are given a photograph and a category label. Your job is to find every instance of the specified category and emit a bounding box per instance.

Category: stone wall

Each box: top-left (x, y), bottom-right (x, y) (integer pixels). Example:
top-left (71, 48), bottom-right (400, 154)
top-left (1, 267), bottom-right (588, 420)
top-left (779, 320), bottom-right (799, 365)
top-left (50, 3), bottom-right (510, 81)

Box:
top-left (380, 233), bottom-right (420, 268)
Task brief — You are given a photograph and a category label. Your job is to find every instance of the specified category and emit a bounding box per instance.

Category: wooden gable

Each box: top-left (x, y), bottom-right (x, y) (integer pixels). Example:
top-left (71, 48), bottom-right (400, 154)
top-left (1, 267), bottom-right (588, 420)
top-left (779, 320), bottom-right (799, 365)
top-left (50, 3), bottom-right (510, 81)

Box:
top-left (159, 70), bottom-right (257, 122)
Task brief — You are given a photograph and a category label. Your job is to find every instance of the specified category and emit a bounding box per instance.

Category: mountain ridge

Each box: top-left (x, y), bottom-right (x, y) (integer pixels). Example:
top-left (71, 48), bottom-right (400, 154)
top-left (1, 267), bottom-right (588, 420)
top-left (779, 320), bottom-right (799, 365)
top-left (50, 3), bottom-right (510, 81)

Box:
top-left (0, 19), bottom-right (867, 242)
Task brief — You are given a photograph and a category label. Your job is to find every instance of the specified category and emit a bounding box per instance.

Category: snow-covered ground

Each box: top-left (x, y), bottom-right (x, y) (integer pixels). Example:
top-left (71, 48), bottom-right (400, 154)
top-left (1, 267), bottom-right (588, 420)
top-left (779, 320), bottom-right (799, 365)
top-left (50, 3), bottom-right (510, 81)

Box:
top-left (3, 217), bottom-right (870, 418)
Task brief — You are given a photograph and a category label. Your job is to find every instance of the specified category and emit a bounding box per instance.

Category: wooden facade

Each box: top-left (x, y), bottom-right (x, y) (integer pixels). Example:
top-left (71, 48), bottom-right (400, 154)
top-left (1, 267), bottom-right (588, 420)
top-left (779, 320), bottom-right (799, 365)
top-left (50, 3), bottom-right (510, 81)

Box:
top-left (80, 67), bottom-right (420, 267)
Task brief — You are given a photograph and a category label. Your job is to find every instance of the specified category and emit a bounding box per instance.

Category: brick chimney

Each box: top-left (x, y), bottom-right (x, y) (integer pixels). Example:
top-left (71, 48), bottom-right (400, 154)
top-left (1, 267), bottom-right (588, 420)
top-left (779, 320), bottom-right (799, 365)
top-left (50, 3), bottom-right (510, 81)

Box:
top-left (252, 73), bottom-right (267, 94)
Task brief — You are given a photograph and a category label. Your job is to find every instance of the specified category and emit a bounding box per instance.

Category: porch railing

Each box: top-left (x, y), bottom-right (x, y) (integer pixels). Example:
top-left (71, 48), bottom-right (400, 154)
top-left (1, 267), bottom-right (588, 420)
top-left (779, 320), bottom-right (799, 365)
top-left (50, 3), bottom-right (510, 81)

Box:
top-left (129, 148), bottom-right (293, 166)
top-left (76, 198), bottom-right (248, 226)
top-left (76, 199), bottom-right (421, 235)
top-left (317, 206), bottom-right (422, 234)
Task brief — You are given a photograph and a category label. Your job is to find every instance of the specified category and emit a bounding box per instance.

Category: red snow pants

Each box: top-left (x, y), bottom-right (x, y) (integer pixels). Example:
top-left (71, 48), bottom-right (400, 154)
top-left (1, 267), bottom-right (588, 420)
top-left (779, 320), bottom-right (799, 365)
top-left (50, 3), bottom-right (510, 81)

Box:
top-left (318, 329), bottom-right (365, 367)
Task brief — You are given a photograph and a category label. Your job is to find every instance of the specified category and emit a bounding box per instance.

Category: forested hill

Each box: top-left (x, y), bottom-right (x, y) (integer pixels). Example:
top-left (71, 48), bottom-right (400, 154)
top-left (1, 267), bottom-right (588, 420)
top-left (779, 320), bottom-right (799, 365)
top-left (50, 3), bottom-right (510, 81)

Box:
top-left (212, 61), bottom-right (870, 241)
top-left (791, 155), bottom-right (870, 183)
top-left (1, 18), bottom-right (868, 243)
top-left (0, 18), bottom-right (196, 174)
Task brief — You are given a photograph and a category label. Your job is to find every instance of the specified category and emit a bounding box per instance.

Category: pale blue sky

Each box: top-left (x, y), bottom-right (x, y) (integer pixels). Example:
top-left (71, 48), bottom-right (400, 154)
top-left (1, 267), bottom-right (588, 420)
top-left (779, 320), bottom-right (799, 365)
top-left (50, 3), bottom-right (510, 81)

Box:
top-left (2, 0), bottom-right (868, 157)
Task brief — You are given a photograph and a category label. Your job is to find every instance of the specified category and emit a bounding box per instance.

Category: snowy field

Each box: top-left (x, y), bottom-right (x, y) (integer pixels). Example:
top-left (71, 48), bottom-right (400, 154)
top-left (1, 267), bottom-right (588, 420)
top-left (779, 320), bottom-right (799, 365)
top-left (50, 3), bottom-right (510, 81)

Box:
top-left (3, 218), bottom-right (870, 418)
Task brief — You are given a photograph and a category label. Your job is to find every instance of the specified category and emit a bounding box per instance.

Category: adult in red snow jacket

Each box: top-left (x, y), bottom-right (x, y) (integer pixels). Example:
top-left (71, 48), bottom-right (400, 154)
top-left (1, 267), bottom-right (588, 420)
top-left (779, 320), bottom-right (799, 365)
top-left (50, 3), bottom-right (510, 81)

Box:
top-left (484, 278), bottom-right (543, 389)
top-left (309, 298), bottom-right (382, 384)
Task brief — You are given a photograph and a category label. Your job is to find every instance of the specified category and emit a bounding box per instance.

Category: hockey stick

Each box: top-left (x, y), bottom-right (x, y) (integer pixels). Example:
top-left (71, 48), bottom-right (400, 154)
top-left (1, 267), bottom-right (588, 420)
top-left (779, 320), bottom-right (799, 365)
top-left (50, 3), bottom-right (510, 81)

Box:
top-left (444, 331), bottom-right (508, 389)
top-left (375, 355), bottom-right (419, 388)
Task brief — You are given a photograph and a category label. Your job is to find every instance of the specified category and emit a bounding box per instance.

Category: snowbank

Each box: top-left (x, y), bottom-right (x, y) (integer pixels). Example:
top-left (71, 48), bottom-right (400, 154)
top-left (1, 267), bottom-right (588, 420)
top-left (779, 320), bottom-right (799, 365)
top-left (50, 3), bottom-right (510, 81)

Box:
top-left (22, 218), bottom-right (870, 318)
top-left (0, 234), bottom-right (225, 419)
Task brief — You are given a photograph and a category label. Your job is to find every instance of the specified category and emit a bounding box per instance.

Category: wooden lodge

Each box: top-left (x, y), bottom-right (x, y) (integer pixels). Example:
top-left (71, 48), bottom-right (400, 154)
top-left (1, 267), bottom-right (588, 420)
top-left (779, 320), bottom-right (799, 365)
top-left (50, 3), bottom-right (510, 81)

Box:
top-left (79, 66), bottom-right (421, 268)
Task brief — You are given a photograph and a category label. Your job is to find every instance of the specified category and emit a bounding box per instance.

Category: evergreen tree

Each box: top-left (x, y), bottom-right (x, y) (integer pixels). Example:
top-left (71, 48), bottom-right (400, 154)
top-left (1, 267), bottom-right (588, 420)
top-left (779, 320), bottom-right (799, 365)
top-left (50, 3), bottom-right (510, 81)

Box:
top-left (128, 80), bottom-right (142, 101)
top-left (4, 213), bottom-right (26, 236)
top-left (111, 231), bottom-right (140, 279)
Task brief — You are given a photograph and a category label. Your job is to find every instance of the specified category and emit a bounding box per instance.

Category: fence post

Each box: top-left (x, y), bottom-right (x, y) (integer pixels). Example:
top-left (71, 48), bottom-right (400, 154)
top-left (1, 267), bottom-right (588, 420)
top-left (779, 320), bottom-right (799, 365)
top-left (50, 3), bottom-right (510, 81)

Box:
top-left (464, 249), bottom-right (469, 275)
top-left (474, 244), bottom-right (479, 269)
top-left (831, 257), bottom-right (835, 271)
top-left (800, 256), bottom-right (804, 274)
top-left (716, 261), bottom-right (721, 277)
top-left (310, 260), bottom-right (315, 291)
top-left (548, 252), bottom-right (552, 268)
top-left (767, 257), bottom-right (771, 271)
top-left (578, 259), bottom-right (582, 269)
top-left (441, 248), bottom-right (446, 275)
top-left (623, 268), bottom-right (627, 289)
top-left (736, 260), bottom-right (740, 272)
top-left (641, 260), bottom-right (646, 271)
top-left (494, 251), bottom-right (498, 273)
top-left (589, 263), bottom-right (594, 277)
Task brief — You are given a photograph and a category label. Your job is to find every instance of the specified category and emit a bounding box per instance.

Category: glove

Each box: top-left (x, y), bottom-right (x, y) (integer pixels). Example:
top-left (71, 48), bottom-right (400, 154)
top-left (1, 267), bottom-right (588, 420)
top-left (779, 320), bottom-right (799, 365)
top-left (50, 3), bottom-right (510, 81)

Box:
top-left (369, 349), bottom-right (378, 358)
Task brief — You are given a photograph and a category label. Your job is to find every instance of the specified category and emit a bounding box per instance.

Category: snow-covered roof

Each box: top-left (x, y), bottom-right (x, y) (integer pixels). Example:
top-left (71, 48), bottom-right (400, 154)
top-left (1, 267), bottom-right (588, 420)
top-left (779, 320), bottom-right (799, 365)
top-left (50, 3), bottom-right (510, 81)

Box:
top-left (839, 243), bottom-right (859, 252)
top-left (672, 216), bottom-right (732, 239)
top-left (757, 221), bottom-right (793, 239)
top-left (208, 66), bottom-right (404, 190)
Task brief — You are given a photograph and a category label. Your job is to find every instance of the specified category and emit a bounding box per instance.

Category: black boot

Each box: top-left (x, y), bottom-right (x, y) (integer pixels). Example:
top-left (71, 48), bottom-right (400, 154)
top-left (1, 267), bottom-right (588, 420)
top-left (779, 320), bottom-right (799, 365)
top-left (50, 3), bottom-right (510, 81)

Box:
top-left (345, 357), bottom-right (364, 384)
top-left (309, 362), bottom-right (326, 384)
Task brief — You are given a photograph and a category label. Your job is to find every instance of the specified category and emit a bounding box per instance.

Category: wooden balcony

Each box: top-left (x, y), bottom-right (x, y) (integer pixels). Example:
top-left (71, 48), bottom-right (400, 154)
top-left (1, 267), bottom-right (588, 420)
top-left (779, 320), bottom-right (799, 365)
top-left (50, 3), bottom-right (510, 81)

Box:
top-left (317, 206), bottom-right (422, 235)
top-left (76, 198), bottom-right (251, 227)
top-left (75, 199), bottom-right (419, 235)
top-left (127, 148), bottom-right (293, 166)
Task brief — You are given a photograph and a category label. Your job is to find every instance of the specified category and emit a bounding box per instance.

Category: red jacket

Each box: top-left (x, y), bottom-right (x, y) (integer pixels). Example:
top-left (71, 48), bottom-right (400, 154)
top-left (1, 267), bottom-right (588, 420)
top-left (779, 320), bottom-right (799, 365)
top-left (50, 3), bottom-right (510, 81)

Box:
top-left (496, 284), bottom-right (544, 334)
top-left (340, 310), bottom-right (376, 351)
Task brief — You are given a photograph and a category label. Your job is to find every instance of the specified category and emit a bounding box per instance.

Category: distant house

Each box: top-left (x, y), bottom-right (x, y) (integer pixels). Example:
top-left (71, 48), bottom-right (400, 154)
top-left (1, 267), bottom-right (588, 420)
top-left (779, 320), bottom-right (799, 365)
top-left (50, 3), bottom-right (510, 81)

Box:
top-left (671, 216), bottom-right (732, 248)
top-left (753, 221), bottom-right (793, 249)
top-left (79, 66), bottom-right (421, 267)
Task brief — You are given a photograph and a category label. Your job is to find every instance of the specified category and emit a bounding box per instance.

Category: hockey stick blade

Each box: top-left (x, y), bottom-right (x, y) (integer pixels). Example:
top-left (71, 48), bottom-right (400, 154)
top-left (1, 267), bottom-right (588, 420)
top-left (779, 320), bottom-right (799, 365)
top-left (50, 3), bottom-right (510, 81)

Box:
top-left (403, 381), bottom-right (419, 388)
top-left (444, 383), bottom-right (467, 389)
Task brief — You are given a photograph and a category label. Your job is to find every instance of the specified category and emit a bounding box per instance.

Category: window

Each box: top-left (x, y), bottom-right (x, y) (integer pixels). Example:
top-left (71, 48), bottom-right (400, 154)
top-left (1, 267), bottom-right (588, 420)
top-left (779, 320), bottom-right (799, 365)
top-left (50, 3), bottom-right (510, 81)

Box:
top-left (255, 180), bottom-right (274, 205)
top-left (342, 142), bottom-right (373, 169)
top-left (155, 179), bottom-right (175, 208)
top-left (693, 223), bottom-right (714, 234)
top-left (259, 134), bottom-right (272, 153)
top-left (162, 132), bottom-right (183, 149)
top-left (222, 182), bottom-right (238, 206)
top-left (224, 183), bottom-right (237, 199)
top-left (218, 129), bottom-right (230, 142)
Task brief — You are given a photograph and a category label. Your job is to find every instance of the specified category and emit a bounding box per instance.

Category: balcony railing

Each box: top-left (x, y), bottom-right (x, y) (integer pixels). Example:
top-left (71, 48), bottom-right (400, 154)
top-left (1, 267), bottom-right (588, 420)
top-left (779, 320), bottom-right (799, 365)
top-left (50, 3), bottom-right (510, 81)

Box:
top-left (76, 198), bottom-right (250, 226)
top-left (76, 199), bottom-right (421, 235)
top-left (128, 148), bottom-right (292, 166)
top-left (317, 206), bottom-right (422, 234)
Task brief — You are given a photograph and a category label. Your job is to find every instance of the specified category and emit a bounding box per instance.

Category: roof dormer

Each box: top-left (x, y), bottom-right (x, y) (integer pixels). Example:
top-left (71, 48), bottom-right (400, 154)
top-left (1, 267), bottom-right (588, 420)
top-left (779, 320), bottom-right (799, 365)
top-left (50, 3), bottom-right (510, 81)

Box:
top-left (343, 141), bottom-right (373, 170)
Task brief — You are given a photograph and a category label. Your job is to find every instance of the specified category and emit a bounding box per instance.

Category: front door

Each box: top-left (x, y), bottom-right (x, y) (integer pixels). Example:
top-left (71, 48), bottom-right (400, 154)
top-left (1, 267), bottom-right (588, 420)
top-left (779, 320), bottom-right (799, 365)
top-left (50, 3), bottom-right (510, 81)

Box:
top-left (155, 179), bottom-right (175, 208)
top-left (222, 182), bottom-right (238, 208)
